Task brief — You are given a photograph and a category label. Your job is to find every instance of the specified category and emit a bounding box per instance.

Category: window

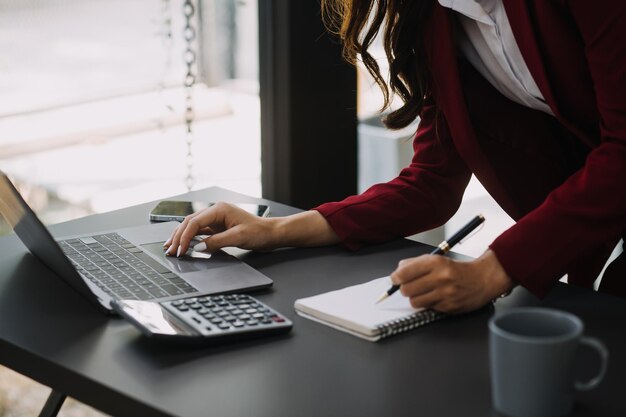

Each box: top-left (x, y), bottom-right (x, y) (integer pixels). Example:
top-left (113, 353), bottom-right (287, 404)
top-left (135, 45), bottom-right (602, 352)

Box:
top-left (0, 0), bottom-right (260, 233)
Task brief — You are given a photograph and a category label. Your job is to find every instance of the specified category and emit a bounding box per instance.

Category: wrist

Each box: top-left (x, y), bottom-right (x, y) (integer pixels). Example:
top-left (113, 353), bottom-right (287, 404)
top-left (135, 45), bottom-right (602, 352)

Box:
top-left (476, 249), bottom-right (516, 299)
top-left (267, 216), bottom-right (291, 248)
top-left (268, 211), bottom-right (340, 248)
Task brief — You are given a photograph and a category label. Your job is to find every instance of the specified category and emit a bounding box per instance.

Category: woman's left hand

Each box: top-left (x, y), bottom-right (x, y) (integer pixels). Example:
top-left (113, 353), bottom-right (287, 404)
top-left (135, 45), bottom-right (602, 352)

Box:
top-left (390, 249), bottom-right (515, 314)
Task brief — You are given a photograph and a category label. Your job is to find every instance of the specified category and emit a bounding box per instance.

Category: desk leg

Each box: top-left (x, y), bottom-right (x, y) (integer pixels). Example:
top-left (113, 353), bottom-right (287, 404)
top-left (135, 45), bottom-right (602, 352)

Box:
top-left (38, 390), bottom-right (67, 417)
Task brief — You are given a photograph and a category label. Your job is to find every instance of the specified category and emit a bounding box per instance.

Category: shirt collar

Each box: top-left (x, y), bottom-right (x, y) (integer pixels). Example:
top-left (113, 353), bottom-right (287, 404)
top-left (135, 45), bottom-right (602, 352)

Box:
top-left (438, 0), bottom-right (495, 25)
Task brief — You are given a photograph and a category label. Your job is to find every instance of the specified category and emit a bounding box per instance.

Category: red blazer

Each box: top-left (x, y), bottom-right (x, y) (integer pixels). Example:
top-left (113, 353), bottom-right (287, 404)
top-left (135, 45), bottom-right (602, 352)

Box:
top-left (315, 0), bottom-right (626, 298)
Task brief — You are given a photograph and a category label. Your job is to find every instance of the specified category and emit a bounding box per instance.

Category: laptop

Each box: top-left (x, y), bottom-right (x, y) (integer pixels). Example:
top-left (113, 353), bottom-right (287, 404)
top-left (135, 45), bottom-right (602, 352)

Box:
top-left (0, 172), bottom-right (273, 314)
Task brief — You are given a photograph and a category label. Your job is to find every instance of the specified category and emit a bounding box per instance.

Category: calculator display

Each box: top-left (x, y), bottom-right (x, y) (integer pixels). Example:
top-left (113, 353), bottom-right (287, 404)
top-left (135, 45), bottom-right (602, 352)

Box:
top-left (115, 300), bottom-right (196, 336)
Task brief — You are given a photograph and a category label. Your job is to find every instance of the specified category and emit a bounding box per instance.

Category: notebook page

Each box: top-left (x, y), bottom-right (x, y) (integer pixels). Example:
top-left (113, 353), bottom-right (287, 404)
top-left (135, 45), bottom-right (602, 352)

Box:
top-left (294, 277), bottom-right (424, 338)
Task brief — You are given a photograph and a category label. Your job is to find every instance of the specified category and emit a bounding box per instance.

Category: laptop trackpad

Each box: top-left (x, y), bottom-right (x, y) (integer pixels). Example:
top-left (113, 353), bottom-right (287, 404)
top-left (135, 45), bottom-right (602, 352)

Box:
top-left (140, 242), bottom-right (272, 293)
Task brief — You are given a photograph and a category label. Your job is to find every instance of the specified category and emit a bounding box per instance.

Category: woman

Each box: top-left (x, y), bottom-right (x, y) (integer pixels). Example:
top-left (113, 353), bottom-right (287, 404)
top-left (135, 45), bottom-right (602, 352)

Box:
top-left (165, 0), bottom-right (626, 313)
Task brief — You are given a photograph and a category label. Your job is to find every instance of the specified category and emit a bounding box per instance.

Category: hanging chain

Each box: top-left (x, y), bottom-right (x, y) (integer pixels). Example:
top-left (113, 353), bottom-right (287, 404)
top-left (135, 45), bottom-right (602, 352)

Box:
top-left (160, 0), bottom-right (173, 89)
top-left (159, 0), bottom-right (174, 130)
top-left (183, 0), bottom-right (197, 191)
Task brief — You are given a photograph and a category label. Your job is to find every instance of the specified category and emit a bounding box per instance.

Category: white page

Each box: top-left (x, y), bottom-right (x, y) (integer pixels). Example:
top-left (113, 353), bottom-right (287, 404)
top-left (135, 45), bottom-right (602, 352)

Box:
top-left (294, 277), bottom-right (425, 338)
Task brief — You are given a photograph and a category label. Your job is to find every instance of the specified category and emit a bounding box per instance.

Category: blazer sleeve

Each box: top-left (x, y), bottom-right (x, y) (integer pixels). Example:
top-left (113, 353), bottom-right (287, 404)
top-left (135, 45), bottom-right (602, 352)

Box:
top-left (314, 97), bottom-right (472, 250)
top-left (489, 0), bottom-right (626, 297)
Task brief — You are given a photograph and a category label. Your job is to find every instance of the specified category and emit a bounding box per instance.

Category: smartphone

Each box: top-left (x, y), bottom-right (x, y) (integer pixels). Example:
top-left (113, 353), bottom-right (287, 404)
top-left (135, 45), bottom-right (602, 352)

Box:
top-left (149, 200), bottom-right (270, 222)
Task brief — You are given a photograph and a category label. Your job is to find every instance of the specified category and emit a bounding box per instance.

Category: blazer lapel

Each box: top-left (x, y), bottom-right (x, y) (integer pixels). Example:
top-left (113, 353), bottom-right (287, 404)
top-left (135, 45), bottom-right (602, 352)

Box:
top-left (501, 0), bottom-right (559, 118)
top-left (502, 0), bottom-right (597, 147)
top-left (424, 5), bottom-right (516, 214)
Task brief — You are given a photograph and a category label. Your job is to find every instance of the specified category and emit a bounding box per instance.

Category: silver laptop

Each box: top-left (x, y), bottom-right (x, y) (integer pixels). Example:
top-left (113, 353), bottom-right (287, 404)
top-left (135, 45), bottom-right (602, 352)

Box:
top-left (0, 172), bottom-right (272, 314)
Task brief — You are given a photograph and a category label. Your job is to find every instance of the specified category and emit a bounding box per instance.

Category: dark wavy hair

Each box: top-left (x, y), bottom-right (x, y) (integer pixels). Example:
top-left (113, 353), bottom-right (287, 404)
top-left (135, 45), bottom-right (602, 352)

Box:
top-left (321, 0), bottom-right (434, 130)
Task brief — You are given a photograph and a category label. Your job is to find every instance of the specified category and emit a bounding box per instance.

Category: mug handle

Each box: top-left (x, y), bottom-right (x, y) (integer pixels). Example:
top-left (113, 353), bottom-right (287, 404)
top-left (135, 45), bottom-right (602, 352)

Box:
top-left (575, 336), bottom-right (609, 391)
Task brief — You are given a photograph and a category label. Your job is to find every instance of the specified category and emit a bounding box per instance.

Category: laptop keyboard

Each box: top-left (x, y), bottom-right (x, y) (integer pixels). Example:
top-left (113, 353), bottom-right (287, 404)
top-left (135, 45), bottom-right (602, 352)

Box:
top-left (58, 233), bottom-right (197, 300)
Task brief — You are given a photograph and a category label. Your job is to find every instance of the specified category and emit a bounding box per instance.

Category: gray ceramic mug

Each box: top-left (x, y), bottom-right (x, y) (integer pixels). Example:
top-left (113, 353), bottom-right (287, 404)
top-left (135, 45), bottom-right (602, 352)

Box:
top-left (489, 307), bottom-right (608, 417)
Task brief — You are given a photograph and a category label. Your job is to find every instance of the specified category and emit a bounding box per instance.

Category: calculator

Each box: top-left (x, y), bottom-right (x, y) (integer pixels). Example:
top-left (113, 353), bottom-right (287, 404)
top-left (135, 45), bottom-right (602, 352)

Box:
top-left (112, 294), bottom-right (293, 344)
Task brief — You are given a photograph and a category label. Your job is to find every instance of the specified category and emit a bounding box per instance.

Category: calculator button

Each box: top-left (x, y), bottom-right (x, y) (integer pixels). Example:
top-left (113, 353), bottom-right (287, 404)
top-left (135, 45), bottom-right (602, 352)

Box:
top-left (155, 294), bottom-right (292, 342)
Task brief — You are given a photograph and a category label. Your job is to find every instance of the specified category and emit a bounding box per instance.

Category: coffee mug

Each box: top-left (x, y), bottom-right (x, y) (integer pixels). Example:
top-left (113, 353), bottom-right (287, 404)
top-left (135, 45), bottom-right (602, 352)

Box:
top-left (489, 307), bottom-right (608, 417)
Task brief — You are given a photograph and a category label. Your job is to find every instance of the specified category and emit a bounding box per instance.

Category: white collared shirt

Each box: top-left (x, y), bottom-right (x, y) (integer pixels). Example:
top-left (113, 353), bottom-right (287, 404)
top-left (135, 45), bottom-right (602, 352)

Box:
top-left (438, 0), bottom-right (554, 115)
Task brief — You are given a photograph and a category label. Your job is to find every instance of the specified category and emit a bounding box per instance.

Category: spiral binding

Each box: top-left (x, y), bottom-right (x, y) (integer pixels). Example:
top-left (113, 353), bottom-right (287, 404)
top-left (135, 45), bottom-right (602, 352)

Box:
top-left (376, 309), bottom-right (447, 339)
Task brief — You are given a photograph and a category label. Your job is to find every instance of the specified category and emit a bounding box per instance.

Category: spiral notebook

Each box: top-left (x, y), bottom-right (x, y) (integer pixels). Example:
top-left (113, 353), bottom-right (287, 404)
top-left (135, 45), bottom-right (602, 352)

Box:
top-left (294, 277), bottom-right (446, 341)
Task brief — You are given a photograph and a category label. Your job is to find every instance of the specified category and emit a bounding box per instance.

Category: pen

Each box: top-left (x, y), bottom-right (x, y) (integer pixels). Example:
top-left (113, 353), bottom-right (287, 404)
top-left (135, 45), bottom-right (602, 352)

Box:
top-left (375, 214), bottom-right (485, 304)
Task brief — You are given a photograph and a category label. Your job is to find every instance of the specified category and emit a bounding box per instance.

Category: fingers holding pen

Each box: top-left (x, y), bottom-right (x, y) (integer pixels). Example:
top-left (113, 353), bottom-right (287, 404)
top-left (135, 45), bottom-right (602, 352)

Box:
top-left (390, 255), bottom-right (446, 286)
top-left (390, 252), bottom-right (513, 314)
top-left (389, 254), bottom-right (466, 312)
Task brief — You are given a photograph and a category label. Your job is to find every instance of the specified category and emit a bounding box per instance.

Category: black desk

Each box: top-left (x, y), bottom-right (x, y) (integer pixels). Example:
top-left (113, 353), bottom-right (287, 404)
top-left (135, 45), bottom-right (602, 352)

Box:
top-left (0, 187), bottom-right (624, 417)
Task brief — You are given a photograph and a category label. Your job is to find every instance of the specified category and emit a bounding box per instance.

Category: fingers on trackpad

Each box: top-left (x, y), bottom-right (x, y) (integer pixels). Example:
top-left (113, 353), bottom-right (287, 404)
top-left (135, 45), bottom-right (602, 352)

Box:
top-left (188, 250), bottom-right (212, 259)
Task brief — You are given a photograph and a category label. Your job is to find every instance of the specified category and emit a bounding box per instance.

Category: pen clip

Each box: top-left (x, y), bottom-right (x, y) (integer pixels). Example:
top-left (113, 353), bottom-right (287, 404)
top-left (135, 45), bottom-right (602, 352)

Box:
top-left (458, 220), bottom-right (485, 245)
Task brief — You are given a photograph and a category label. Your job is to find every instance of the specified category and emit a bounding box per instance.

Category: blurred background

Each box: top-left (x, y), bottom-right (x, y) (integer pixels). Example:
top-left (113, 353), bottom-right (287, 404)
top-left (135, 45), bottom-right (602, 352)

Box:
top-left (0, 1), bottom-right (512, 415)
top-left (0, 0), bottom-right (261, 234)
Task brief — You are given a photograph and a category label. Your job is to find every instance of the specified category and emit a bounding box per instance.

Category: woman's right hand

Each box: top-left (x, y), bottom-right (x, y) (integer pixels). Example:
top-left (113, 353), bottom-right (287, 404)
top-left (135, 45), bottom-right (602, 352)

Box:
top-left (163, 202), bottom-right (280, 257)
top-left (163, 201), bottom-right (341, 257)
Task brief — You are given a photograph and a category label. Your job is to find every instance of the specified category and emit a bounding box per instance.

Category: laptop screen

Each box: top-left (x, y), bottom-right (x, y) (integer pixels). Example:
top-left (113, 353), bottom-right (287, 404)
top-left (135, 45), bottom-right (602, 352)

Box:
top-left (0, 173), bottom-right (27, 230)
top-left (0, 172), bottom-right (100, 306)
